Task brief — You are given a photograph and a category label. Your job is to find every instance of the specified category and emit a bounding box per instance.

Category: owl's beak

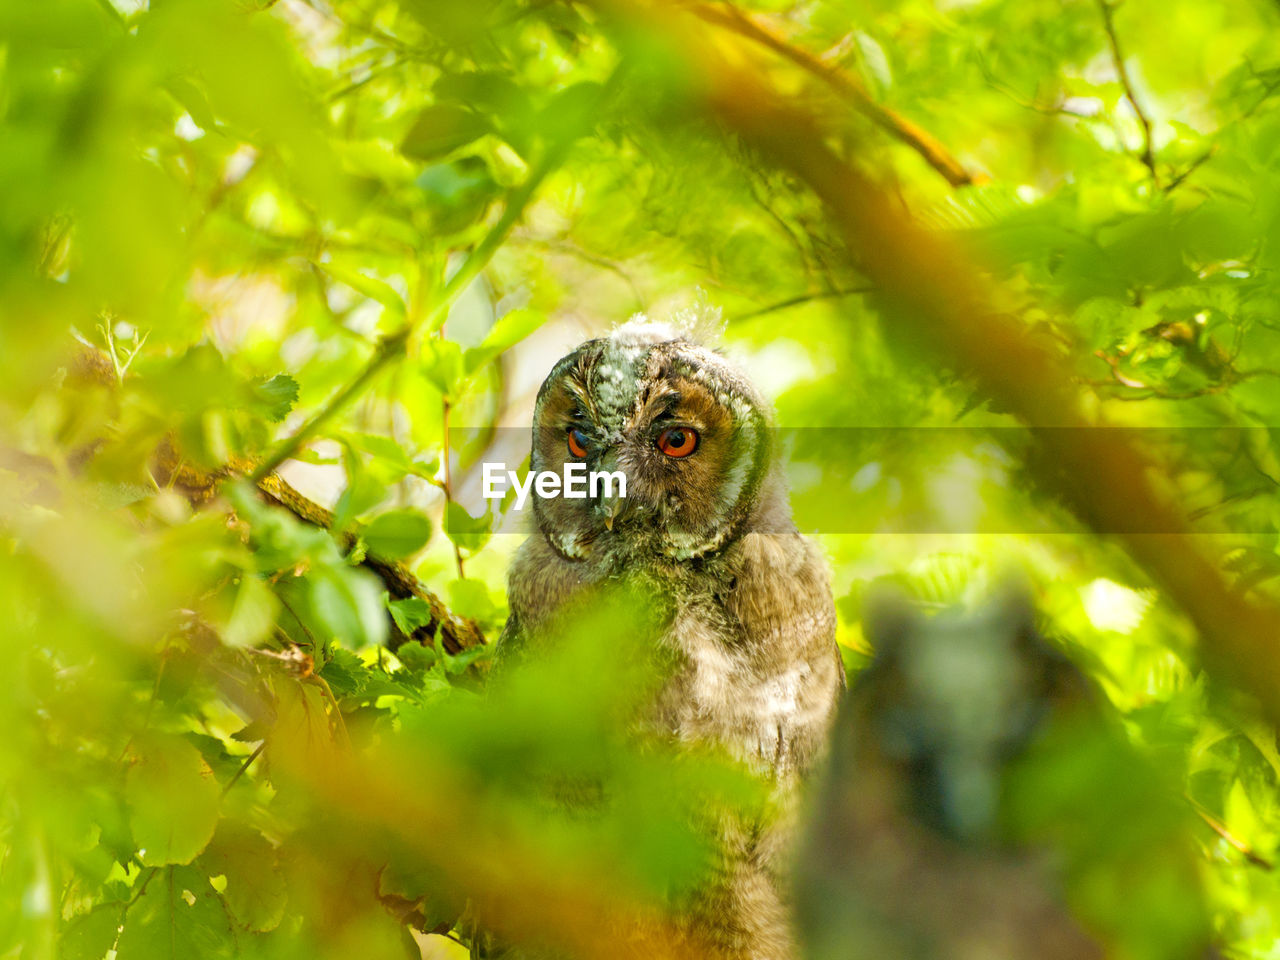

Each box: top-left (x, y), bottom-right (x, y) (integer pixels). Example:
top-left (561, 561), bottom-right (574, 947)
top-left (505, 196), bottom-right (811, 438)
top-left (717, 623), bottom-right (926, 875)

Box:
top-left (593, 446), bottom-right (627, 530)
top-left (602, 495), bottom-right (624, 530)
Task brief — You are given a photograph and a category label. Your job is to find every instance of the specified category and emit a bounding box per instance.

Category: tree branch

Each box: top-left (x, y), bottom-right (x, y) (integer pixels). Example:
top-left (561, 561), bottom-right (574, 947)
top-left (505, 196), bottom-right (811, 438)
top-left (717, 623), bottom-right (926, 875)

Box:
top-left (1097, 0), bottom-right (1159, 183)
top-left (1188, 796), bottom-right (1274, 871)
top-left (730, 287), bottom-right (872, 323)
top-left (145, 434), bottom-right (486, 656)
top-left (687, 2), bottom-right (982, 188)
top-left (254, 469), bottom-right (485, 654)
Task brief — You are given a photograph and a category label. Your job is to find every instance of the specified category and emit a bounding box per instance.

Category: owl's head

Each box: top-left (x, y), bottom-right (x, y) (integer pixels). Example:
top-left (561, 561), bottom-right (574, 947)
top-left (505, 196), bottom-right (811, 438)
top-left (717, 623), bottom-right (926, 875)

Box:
top-left (529, 318), bottom-right (781, 564)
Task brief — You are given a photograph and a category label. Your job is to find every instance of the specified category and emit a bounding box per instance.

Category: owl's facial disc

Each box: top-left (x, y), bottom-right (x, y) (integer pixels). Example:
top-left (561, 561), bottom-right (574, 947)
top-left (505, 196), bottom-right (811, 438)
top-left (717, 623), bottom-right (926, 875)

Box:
top-left (531, 325), bottom-right (774, 563)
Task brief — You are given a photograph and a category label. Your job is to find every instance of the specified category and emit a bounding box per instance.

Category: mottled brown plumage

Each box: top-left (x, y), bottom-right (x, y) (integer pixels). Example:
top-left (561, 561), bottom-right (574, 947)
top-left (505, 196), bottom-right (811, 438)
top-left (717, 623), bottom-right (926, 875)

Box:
top-left (499, 319), bottom-right (844, 959)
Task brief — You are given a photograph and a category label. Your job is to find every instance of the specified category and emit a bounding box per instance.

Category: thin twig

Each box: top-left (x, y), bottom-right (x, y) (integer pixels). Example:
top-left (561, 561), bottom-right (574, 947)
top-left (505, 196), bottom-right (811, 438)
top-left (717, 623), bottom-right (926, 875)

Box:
top-left (1189, 797), bottom-right (1274, 870)
top-left (518, 237), bottom-right (647, 310)
top-left (1163, 145), bottom-right (1217, 194)
top-left (687, 2), bottom-right (980, 187)
top-left (109, 867), bottom-right (159, 955)
top-left (221, 743), bottom-right (266, 797)
top-left (1097, 0), bottom-right (1159, 184)
top-left (441, 389), bottom-right (466, 580)
top-left (731, 287), bottom-right (872, 322)
top-left (327, 58), bottom-right (403, 103)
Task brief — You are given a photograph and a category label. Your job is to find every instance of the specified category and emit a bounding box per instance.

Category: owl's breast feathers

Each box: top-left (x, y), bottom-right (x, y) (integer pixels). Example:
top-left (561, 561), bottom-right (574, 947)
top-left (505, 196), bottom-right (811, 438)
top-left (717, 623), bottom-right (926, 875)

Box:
top-left (500, 525), bottom-right (844, 783)
top-left (663, 530), bottom-right (843, 781)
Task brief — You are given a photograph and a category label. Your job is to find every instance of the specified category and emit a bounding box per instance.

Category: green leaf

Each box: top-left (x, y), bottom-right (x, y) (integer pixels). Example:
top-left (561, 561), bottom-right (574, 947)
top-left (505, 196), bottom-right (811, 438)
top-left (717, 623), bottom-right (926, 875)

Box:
top-left (251, 374), bottom-right (299, 422)
top-left (307, 566), bottom-right (389, 648)
top-left (333, 470), bottom-right (386, 533)
top-left (125, 737), bottom-right (221, 867)
top-left (219, 575), bottom-right (279, 648)
top-left (536, 81), bottom-right (605, 144)
top-left (401, 104), bottom-right (491, 161)
top-left (199, 823), bottom-right (286, 933)
top-left (463, 308), bottom-right (548, 374)
top-left (420, 338), bottom-right (465, 396)
top-left (316, 261), bottom-right (407, 320)
top-left (362, 509), bottom-right (433, 559)
top-left (318, 646), bottom-right (370, 698)
top-left (115, 866), bottom-right (235, 960)
top-left (388, 596), bottom-right (435, 637)
top-left (349, 432), bottom-right (416, 483)
top-left (445, 577), bottom-right (498, 623)
top-left (227, 482), bottom-right (335, 574)
top-left (1226, 779), bottom-right (1262, 849)
top-left (61, 904), bottom-right (126, 960)
top-left (444, 501), bottom-right (492, 553)
top-left (415, 159), bottom-right (499, 233)
top-left (395, 640), bottom-right (439, 675)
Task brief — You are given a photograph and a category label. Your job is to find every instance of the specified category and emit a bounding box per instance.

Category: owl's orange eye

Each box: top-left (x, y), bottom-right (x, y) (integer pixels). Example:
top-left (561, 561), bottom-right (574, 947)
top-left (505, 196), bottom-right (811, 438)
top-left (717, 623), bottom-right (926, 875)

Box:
top-left (657, 427), bottom-right (698, 458)
top-left (567, 427), bottom-right (590, 459)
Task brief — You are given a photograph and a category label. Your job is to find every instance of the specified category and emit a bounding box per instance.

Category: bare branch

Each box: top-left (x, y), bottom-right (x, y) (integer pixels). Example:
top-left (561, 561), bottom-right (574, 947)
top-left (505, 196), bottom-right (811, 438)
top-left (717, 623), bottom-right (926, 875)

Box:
top-left (731, 287), bottom-right (872, 323)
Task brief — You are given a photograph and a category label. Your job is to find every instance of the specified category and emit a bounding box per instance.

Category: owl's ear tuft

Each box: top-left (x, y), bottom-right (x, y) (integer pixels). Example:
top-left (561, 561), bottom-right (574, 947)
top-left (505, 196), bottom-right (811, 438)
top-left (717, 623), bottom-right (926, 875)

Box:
top-left (667, 295), bottom-right (725, 344)
top-left (612, 293), bottom-right (725, 348)
top-left (611, 314), bottom-right (685, 346)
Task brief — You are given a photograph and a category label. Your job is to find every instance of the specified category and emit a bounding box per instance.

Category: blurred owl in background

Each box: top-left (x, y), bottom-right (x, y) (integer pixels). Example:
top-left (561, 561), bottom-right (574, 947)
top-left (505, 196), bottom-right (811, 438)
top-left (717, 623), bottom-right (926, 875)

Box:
top-left (497, 318), bottom-right (845, 960)
top-left (794, 586), bottom-right (1214, 960)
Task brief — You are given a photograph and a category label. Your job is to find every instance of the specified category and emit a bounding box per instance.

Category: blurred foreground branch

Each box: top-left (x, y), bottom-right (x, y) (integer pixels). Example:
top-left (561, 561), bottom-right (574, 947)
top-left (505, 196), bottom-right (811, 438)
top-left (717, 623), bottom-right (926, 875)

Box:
top-left (280, 743), bottom-right (713, 960)
top-left (602, 0), bottom-right (1280, 723)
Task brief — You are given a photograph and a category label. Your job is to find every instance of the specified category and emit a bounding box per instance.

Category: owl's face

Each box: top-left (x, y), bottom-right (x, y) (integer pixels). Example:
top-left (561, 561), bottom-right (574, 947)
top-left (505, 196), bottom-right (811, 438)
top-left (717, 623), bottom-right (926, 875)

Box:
top-left (530, 321), bottom-right (774, 564)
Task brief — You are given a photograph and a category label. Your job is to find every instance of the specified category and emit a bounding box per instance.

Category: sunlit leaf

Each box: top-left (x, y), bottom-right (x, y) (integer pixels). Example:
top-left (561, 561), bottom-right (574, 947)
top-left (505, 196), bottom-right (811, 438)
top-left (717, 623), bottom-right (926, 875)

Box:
top-left (115, 865), bottom-right (235, 960)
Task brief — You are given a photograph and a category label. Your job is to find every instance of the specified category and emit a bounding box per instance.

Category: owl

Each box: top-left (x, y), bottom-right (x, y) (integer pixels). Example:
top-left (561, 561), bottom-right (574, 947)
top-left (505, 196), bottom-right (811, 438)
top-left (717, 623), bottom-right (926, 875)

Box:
top-left (794, 587), bottom-right (1212, 960)
top-left (498, 318), bottom-right (845, 960)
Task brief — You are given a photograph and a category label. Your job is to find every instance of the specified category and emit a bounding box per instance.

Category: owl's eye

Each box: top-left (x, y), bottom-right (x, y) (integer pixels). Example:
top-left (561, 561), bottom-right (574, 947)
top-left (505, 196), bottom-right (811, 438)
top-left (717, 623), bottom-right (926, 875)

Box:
top-left (657, 427), bottom-right (698, 458)
top-left (567, 427), bottom-right (590, 459)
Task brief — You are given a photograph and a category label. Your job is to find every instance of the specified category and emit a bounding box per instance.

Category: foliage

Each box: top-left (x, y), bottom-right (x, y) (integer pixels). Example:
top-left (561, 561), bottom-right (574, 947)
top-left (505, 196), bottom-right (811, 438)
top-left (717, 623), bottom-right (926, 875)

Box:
top-left (6, 0), bottom-right (1280, 957)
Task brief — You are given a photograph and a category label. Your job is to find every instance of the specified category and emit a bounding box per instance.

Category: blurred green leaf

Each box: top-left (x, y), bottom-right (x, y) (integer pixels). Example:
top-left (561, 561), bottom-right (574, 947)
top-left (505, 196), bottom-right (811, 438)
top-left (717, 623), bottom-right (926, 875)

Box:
top-left (217, 574), bottom-right (279, 648)
top-left (199, 823), bottom-right (287, 933)
top-left (463, 308), bottom-right (547, 374)
top-left (251, 374), bottom-right (299, 423)
top-left (402, 104), bottom-right (492, 161)
top-left (316, 262), bottom-right (407, 321)
top-left (420, 338), bottom-right (465, 396)
top-left (444, 501), bottom-right (492, 553)
top-left (362, 509), bottom-right (432, 559)
top-left (126, 737), bottom-right (222, 867)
